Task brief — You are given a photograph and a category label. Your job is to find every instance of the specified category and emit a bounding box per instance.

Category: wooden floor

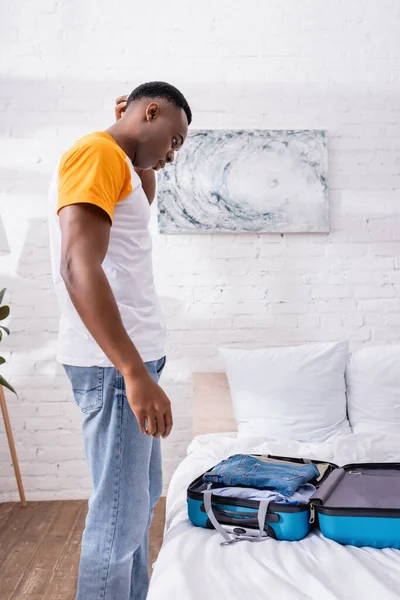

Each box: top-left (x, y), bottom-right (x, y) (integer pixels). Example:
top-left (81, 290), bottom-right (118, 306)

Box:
top-left (0, 498), bottom-right (166, 600)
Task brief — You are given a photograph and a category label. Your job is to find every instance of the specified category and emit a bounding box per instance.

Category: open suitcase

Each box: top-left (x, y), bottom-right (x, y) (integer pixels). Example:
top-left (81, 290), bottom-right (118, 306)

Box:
top-left (187, 455), bottom-right (400, 548)
top-left (187, 454), bottom-right (337, 543)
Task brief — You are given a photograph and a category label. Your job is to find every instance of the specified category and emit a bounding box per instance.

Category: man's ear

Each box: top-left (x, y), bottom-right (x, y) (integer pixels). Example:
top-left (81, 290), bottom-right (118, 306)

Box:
top-left (145, 102), bottom-right (160, 122)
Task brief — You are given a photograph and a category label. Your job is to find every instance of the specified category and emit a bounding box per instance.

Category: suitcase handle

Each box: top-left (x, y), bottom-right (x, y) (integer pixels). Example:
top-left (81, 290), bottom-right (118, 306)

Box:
top-left (203, 504), bottom-right (280, 524)
top-left (202, 489), bottom-right (277, 544)
top-left (211, 506), bottom-right (278, 540)
top-left (200, 504), bottom-right (279, 539)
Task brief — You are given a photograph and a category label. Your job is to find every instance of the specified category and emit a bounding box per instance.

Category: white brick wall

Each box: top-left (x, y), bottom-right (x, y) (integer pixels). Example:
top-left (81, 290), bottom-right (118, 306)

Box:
top-left (0, 0), bottom-right (400, 500)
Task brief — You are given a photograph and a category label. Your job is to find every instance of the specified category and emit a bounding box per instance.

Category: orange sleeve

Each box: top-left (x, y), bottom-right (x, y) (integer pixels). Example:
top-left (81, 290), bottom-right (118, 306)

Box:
top-left (57, 135), bottom-right (132, 221)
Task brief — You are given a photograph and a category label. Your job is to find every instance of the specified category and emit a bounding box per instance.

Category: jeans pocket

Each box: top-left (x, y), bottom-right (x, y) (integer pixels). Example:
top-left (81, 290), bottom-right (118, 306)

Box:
top-left (64, 365), bottom-right (104, 414)
top-left (242, 462), bottom-right (261, 479)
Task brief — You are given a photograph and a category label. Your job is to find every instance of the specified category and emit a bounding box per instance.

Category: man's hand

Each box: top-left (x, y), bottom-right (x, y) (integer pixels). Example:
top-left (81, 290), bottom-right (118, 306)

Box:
top-left (115, 95), bottom-right (128, 121)
top-left (124, 370), bottom-right (173, 438)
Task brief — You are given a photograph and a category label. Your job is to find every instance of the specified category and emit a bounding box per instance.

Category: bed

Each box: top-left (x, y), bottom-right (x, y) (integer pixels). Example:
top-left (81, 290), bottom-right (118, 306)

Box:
top-left (147, 372), bottom-right (400, 600)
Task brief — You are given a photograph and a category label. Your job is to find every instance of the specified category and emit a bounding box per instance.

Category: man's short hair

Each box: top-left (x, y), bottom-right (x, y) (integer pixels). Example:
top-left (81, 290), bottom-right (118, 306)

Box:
top-left (127, 81), bottom-right (192, 125)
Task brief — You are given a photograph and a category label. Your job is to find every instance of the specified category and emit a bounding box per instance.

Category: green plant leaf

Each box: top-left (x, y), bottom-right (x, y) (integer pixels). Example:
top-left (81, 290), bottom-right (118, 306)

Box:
top-left (0, 357), bottom-right (5, 365)
top-left (0, 326), bottom-right (10, 335)
top-left (0, 305), bottom-right (10, 321)
top-left (0, 374), bottom-right (16, 394)
top-left (0, 289), bottom-right (6, 305)
top-left (0, 331), bottom-right (2, 342)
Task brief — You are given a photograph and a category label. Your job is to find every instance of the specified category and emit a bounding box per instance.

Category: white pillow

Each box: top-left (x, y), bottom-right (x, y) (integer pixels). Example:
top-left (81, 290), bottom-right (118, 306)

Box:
top-left (219, 342), bottom-right (351, 442)
top-left (346, 345), bottom-right (400, 434)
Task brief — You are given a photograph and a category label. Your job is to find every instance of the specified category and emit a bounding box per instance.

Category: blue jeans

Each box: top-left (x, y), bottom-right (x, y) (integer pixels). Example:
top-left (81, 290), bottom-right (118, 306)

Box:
top-left (203, 454), bottom-right (319, 496)
top-left (64, 357), bottom-right (166, 600)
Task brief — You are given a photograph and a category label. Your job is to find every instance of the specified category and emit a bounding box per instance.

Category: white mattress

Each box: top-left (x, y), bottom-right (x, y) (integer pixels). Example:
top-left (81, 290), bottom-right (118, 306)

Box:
top-left (148, 432), bottom-right (400, 600)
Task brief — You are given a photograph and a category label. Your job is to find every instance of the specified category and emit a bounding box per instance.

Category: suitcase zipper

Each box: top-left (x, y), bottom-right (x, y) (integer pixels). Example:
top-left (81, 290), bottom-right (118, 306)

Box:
top-left (309, 503), bottom-right (316, 524)
top-left (347, 470), bottom-right (388, 476)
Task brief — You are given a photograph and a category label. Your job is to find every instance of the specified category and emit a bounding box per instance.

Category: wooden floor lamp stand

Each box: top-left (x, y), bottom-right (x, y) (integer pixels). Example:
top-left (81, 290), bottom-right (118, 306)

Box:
top-left (0, 385), bottom-right (27, 506)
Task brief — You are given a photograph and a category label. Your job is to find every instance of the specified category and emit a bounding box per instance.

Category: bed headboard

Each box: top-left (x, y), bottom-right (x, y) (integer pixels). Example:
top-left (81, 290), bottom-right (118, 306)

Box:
top-left (192, 372), bottom-right (236, 436)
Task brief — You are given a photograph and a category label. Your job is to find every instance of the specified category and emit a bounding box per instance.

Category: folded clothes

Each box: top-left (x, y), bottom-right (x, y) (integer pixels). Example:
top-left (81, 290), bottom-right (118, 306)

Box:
top-left (254, 456), bottom-right (330, 482)
top-left (209, 483), bottom-right (316, 504)
top-left (203, 454), bottom-right (320, 496)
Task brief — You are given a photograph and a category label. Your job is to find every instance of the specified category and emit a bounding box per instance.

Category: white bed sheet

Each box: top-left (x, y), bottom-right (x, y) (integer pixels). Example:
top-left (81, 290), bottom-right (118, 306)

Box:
top-left (148, 432), bottom-right (400, 600)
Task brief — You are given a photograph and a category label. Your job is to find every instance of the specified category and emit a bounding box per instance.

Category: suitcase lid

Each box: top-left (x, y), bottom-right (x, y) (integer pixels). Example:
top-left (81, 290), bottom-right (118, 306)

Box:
top-left (311, 462), bottom-right (400, 518)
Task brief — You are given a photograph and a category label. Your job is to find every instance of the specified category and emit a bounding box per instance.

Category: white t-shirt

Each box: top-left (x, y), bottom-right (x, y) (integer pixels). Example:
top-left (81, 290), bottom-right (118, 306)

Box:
top-left (48, 131), bottom-right (166, 367)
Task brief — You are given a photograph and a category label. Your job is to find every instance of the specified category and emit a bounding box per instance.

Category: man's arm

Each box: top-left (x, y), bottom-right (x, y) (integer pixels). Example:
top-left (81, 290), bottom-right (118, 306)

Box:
top-left (59, 203), bottom-right (172, 438)
top-left (114, 95), bottom-right (156, 204)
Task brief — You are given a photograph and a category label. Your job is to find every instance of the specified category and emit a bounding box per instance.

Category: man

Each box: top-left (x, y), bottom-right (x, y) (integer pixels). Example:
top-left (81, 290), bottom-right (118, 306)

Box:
top-left (48, 82), bottom-right (192, 600)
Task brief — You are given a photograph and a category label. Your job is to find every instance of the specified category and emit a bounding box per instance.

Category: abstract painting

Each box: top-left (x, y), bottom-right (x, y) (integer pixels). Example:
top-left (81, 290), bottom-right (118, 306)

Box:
top-left (157, 130), bottom-right (328, 234)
